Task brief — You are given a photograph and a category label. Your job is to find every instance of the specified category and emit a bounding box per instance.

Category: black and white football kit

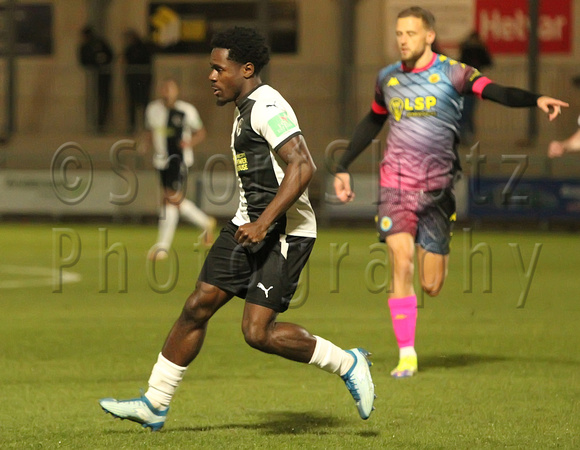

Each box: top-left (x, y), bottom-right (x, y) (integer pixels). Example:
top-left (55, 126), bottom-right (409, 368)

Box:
top-left (199, 84), bottom-right (317, 312)
top-left (145, 99), bottom-right (204, 191)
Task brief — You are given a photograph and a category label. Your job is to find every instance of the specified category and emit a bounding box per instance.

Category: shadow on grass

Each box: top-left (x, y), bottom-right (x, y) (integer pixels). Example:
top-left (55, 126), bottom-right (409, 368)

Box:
top-left (374, 352), bottom-right (580, 374)
top-left (171, 411), bottom-right (379, 437)
top-left (418, 353), bottom-right (508, 371)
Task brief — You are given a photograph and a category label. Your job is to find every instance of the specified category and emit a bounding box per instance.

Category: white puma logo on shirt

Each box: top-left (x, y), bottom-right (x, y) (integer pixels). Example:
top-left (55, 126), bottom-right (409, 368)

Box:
top-left (257, 282), bottom-right (274, 298)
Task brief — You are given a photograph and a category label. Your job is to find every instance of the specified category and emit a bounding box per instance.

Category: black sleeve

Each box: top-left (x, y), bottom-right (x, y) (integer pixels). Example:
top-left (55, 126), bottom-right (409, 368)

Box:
top-left (481, 83), bottom-right (541, 107)
top-left (336, 110), bottom-right (387, 173)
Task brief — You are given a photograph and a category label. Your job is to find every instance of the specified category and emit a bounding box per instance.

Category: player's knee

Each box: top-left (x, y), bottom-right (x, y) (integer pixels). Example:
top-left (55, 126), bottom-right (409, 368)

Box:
top-left (421, 279), bottom-right (444, 297)
top-left (393, 256), bottom-right (414, 279)
top-left (242, 322), bottom-right (270, 352)
top-left (180, 293), bottom-right (214, 325)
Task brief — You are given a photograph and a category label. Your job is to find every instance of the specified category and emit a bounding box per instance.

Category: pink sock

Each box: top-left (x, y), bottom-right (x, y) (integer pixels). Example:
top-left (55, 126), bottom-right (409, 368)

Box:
top-left (388, 295), bottom-right (417, 348)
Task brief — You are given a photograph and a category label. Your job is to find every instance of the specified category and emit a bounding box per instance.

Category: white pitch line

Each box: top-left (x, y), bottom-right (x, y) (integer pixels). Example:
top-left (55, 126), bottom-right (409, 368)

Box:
top-left (0, 265), bottom-right (82, 289)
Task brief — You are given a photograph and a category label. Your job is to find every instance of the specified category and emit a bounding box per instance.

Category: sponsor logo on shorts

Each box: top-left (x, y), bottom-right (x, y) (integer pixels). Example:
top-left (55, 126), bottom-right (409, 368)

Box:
top-left (380, 216), bottom-right (393, 232)
top-left (257, 282), bottom-right (274, 298)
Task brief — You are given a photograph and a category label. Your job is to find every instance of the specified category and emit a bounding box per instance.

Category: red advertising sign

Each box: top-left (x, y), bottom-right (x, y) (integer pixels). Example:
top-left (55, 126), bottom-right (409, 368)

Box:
top-left (475, 0), bottom-right (571, 54)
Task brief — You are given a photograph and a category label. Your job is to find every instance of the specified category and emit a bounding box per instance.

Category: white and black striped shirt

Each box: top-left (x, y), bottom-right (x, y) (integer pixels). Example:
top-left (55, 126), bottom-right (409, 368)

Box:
top-left (230, 84), bottom-right (316, 238)
top-left (145, 99), bottom-right (204, 170)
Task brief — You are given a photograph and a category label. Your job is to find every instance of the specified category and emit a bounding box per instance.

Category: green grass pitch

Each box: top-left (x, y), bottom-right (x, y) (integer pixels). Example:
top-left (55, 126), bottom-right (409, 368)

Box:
top-left (0, 223), bottom-right (578, 448)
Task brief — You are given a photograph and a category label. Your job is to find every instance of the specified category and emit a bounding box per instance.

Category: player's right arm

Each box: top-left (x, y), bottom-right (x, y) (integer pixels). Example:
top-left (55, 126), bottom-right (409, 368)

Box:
top-left (138, 103), bottom-right (154, 156)
top-left (235, 134), bottom-right (315, 246)
top-left (181, 104), bottom-right (207, 150)
top-left (334, 110), bottom-right (386, 202)
top-left (334, 75), bottom-right (388, 203)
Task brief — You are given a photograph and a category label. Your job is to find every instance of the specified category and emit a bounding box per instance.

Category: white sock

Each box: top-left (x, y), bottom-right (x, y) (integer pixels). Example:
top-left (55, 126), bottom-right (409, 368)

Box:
top-left (145, 353), bottom-right (188, 409)
top-left (308, 335), bottom-right (354, 377)
top-left (179, 199), bottom-right (212, 230)
top-left (157, 203), bottom-right (179, 250)
top-left (399, 346), bottom-right (417, 359)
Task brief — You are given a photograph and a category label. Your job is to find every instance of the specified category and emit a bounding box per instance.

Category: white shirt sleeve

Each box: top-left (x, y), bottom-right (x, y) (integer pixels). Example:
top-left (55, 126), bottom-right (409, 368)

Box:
top-left (185, 104), bottom-right (204, 132)
top-left (252, 98), bottom-right (301, 151)
top-left (144, 102), bottom-right (154, 130)
top-left (145, 101), bottom-right (171, 170)
top-left (181, 102), bottom-right (203, 168)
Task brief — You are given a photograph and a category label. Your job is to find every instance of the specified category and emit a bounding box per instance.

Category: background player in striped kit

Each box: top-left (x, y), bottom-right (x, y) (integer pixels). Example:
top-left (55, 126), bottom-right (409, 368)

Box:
top-left (334, 6), bottom-right (568, 378)
top-left (141, 77), bottom-right (216, 259)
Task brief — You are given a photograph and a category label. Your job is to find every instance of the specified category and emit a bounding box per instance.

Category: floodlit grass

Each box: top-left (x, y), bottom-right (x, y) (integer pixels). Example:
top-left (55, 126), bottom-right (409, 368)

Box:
top-left (0, 223), bottom-right (578, 448)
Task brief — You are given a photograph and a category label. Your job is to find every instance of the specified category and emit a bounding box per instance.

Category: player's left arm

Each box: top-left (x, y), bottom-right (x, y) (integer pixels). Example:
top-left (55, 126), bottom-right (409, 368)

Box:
top-left (467, 75), bottom-right (569, 121)
top-left (234, 134), bottom-right (315, 246)
top-left (181, 127), bottom-right (207, 149)
top-left (458, 64), bottom-right (569, 121)
top-left (483, 83), bottom-right (568, 120)
top-left (536, 96), bottom-right (569, 121)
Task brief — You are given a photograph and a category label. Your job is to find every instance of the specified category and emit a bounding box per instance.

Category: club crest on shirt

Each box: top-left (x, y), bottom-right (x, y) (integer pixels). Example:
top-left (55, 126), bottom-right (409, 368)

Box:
top-left (171, 115), bottom-right (183, 127)
top-left (236, 118), bottom-right (244, 136)
top-left (428, 73), bottom-right (441, 84)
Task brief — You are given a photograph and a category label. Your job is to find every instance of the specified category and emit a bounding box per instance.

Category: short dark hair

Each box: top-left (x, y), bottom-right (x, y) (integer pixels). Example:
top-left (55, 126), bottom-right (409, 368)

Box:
top-left (210, 27), bottom-right (270, 75)
top-left (397, 6), bottom-right (436, 30)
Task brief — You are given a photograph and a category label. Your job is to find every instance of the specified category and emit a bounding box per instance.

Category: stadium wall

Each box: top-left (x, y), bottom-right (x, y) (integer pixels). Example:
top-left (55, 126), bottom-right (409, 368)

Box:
top-left (1, 1), bottom-right (579, 141)
top-left (1, 0), bottom-right (579, 223)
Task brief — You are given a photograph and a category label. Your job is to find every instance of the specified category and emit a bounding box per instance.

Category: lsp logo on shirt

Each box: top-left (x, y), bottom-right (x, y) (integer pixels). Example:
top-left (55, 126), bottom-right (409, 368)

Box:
top-left (389, 96), bottom-right (437, 121)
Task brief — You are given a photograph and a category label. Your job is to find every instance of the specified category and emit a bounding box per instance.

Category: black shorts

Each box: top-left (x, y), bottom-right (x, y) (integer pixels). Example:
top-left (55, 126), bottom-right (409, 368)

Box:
top-left (377, 187), bottom-right (456, 255)
top-left (158, 156), bottom-right (187, 192)
top-left (199, 222), bottom-right (315, 313)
